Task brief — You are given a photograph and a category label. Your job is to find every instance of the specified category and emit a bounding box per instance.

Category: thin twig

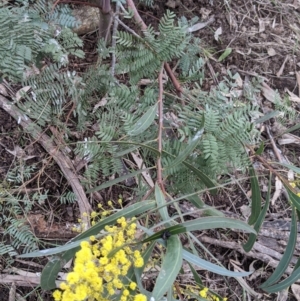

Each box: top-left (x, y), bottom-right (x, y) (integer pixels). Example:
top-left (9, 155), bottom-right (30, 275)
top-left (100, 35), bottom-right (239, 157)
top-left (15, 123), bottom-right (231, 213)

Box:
top-left (126, 0), bottom-right (147, 30)
top-left (117, 17), bottom-right (141, 38)
top-left (265, 125), bottom-right (288, 164)
top-left (163, 62), bottom-right (183, 97)
top-left (141, 187), bottom-right (155, 201)
top-left (126, 0), bottom-right (183, 96)
top-left (247, 144), bottom-right (296, 195)
top-left (111, 3), bottom-right (120, 76)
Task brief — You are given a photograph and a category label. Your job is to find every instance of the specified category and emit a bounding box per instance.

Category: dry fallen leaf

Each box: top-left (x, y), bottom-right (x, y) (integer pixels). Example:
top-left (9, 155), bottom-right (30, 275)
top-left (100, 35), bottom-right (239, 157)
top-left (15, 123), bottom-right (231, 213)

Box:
top-left (276, 55), bottom-right (289, 77)
top-left (187, 15), bottom-right (215, 33)
top-left (271, 176), bottom-right (283, 205)
top-left (292, 284), bottom-right (300, 301)
top-left (261, 82), bottom-right (282, 103)
top-left (214, 26), bottom-right (222, 41)
top-left (16, 86), bottom-right (31, 101)
top-left (277, 289), bottom-right (289, 301)
top-left (267, 48), bottom-right (276, 56)
top-left (230, 260), bottom-right (262, 298)
top-left (0, 84), bottom-right (8, 96)
top-left (200, 7), bottom-right (212, 20)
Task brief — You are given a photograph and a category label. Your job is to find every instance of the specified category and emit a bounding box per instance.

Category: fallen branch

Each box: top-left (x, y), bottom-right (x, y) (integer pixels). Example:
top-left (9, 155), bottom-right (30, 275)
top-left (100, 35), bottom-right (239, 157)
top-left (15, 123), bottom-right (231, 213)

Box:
top-left (0, 95), bottom-right (92, 226)
top-left (0, 274), bottom-right (40, 286)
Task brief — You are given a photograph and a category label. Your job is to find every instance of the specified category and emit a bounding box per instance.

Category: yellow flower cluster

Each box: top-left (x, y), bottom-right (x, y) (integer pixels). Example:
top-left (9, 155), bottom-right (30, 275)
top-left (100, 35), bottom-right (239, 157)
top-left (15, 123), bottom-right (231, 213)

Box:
top-left (199, 287), bottom-right (227, 301)
top-left (73, 200), bottom-right (123, 233)
top-left (289, 182), bottom-right (300, 197)
top-left (53, 217), bottom-right (146, 301)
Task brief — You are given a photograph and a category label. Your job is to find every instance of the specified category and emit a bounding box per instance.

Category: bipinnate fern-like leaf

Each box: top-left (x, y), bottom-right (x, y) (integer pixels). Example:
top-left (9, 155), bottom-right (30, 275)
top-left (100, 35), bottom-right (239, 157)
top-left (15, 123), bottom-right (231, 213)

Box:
top-left (116, 10), bottom-right (188, 83)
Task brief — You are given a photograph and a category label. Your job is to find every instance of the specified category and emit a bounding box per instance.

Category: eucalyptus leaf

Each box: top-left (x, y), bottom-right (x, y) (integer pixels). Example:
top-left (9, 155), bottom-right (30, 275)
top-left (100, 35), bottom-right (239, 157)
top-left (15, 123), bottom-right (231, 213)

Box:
top-left (162, 149), bottom-right (217, 194)
top-left (87, 167), bottom-right (154, 193)
top-left (254, 111), bottom-right (280, 124)
top-left (243, 175), bottom-right (271, 252)
top-left (40, 250), bottom-right (75, 290)
top-left (182, 161), bottom-right (217, 195)
top-left (135, 241), bottom-right (156, 295)
top-left (187, 261), bottom-right (203, 286)
top-left (255, 141), bottom-right (264, 155)
top-left (166, 128), bottom-right (204, 168)
top-left (263, 267), bottom-right (300, 293)
top-left (185, 195), bottom-right (223, 216)
top-left (152, 235), bottom-right (183, 300)
top-left (273, 162), bottom-right (300, 175)
top-left (248, 166), bottom-right (261, 225)
top-left (128, 103), bottom-right (158, 136)
top-left (286, 186), bottom-right (300, 212)
top-left (155, 183), bottom-right (170, 222)
top-left (142, 217), bottom-right (256, 243)
top-left (183, 249), bottom-right (252, 277)
top-left (260, 206), bottom-right (297, 288)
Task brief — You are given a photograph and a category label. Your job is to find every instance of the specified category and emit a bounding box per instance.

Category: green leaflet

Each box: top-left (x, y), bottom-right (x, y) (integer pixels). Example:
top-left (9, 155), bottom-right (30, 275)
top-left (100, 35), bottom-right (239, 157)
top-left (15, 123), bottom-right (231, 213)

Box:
top-left (182, 161), bottom-right (217, 195)
top-left (134, 241), bottom-right (156, 295)
top-left (273, 162), bottom-right (300, 175)
top-left (243, 175), bottom-right (271, 252)
top-left (128, 103), bottom-right (158, 136)
top-left (183, 249), bottom-right (252, 277)
top-left (263, 267), bottom-right (300, 293)
top-left (286, 186), bottom-right (300, 212)
top-left (254, 111), bottom-right (281, 124)
top-left (260, 206), bottom-right (297, 289)
top-left (255, 141), bottom-right (264, 155)
top-left (185, 195), bottom-right (223, 216)
top-left (152, 235), bottom-right (183, 300)
top-left (162, 149), bottom-right (217, 195)
top-left (87, 167), bottom-right (155, 193)
top-left (248, 166), bottom-right (262, 225)
top-left (187, 261), bottom-right (203, 286)
top-left (142, 216), bottom-right (256, 243)
top-left (218, 48), bottom-right (232, 62)
top-left (155, 183), bottom-right (170, 222)
top-left (166, 128), bottom-right (204, 168)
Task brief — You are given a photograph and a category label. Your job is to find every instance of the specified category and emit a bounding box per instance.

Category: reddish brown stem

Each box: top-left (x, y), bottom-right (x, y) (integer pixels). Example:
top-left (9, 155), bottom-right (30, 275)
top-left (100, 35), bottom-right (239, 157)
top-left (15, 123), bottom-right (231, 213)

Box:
top-left (126, 0), bottom-right (183, 96)
top-left (126, 0), bottom-right (147, 30)
top-left (164, 62), bottom-right (183, 96)
top-left (56, 0), bottom-right (101, 8)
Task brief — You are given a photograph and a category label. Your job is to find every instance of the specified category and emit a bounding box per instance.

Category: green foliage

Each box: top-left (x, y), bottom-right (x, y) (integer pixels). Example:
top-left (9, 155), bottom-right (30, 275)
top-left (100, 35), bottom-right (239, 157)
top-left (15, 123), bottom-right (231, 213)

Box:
top-left (20, 63), bottom-right (85, 126)
top-left (2, 0), bottom-right (300, 296)
top-left (0, 0), bottom-right (80, 82)
top-left (116, 10), bottom-right (188, 83)
top-left (0, 170), bottom-right (47, 258)
top-left (138, 0), bottom-right (154, 6)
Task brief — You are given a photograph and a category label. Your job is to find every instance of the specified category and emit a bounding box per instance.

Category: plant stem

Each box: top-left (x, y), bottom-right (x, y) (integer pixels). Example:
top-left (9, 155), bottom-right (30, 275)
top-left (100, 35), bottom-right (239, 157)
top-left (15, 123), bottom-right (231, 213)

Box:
top-left (126, 0), bottom-right (183, 96)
